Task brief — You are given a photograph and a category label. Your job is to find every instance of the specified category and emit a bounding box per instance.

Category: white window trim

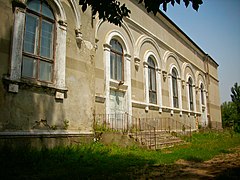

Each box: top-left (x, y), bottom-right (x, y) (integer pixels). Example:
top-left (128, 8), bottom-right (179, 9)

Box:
top-left (7, 1), bottom-right (67, 99)
top-left (199, 81), bottom-right (208, 126)
top-left (103, 31), bottom-right (132, 116)
top-left (143, 51), bottom-right (162, 112)
top-left (186, 75), bottom-right (197, 115)
top-left (169, 65), bottom-right (182, 115)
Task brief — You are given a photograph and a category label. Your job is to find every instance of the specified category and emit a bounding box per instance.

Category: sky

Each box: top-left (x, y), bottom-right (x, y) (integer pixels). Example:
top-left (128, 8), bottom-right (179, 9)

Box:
top-left (161, 0), bottom-right (240, 103)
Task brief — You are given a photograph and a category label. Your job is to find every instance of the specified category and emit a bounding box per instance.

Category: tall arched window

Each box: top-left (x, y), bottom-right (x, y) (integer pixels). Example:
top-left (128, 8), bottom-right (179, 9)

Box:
top-left (110, 39), bottom-right (123, 81)
top-left (200, 83), bottom-right (205, 105)
top-left (22, 0), bottom-right (55, 82)
top-left (172, 68), bottom-right (179, 108)
top-left (148, 57), bottom-right (157, 104)
top-left (188, 77), bottom-right (194, 111)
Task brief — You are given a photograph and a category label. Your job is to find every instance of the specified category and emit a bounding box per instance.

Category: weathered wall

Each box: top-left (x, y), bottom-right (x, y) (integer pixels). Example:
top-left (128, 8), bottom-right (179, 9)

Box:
top-left (94, 0), bottom-right (221, 129)
top-left (0, 0), bottom-right (95, 133)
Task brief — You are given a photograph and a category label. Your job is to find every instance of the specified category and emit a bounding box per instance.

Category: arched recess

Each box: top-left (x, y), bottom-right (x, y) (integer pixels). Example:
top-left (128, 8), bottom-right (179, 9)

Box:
top-left (186, 73), bottom-right (196, 113)
top-left (143, 50), bottom-right (161, 69)
top-left (134, 35), bottom-right (162, 69)
top-left (182, 62), bottom-right (196, 83)
top-left (195, 71), bottom-right (206, 88)
top-left (67, 0), bottom-right (82, 42)
top-left (143, 51), bottom-right (162, 112)
top-left (67, 0), bottom-right (81, 28)
top-left (195, 71), bottom-right (208, 127)
top-left (105, 30), bottom-right (130, 55)
top-left (163, 51), bottom-right (181, 75)
top-left (103, 30), bottom-right (132, 117)
top-left (95, 19), bottom-right (134, 47)
top-left (168, 63), bottom-right (182, 115)
top-left (45, 0), bottom-right (67, 22)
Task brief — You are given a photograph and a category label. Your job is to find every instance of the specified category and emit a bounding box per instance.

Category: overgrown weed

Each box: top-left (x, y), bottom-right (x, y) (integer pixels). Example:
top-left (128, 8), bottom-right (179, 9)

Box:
top-left (0, 131), bottom-right (240, 179)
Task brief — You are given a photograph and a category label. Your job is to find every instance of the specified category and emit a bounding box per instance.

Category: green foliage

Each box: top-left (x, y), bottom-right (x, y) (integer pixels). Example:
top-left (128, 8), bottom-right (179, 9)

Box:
top-left (63, 119), bottom-right (69, 130)
top-left (139, 0), bottom-right (203, 14)
top-left (0, 131), bottom-right (240, 179)
top-left (94, 123), bottom-right (117, 132)
top-left (79, 0), bottom-right (131, 26)
top-left (221, 102), bottom-right (238, 128)
top-left (50, 125), bottom-right (58, 130)
top-left (79, 0), bottom-right (203, 26)
top-left (231, 82), bottom-right (240, 114)
top-left (222, 83), bottom-right (240, 133)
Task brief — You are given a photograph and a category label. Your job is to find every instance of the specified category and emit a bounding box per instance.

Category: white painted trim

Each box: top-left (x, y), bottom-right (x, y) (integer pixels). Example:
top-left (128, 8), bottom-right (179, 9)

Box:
top-left (163, 51), bottom-right (181, 73)
top-left (10, 7), bottom-right (25, 81)
top-left (103, 31), bottom-right (132, 116)
top-left (67, 0), bottom-right (81, 29)
top-left (125, 17), bottom-right (207, 75)
top-left (9, 0), bottom-right (68, 92)
top-left (95, 19), bottom-right (135, 46)
top-left (182, 62), bottom-right (196, 82)
top-left (143, 51), bottom-right (162, 112)
top-left (134, 35), bottom-right (162, 67)
top-left (132, 100), bottom-right (195, 114)
top-left (168, 65), bottom-right (182, 115)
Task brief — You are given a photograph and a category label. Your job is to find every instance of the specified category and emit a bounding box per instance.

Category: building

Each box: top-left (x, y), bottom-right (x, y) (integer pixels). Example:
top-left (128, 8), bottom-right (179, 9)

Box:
top-left (0, 0), bottom-right (222, 147)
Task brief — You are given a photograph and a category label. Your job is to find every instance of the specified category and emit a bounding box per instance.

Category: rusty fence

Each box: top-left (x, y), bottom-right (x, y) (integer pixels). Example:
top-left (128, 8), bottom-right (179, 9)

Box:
top-left (93, 113), bottom-right (192, 149)
top-left (93, 113), bottom-right (130, 133)
top-left (143, 117), bottom-right (192, 135)
top-left (131, 116), bottom-right (157, 150)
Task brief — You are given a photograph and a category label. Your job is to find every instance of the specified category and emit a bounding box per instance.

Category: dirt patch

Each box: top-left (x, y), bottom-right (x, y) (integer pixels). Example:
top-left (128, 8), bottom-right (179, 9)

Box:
top-left (138, 146), bottom-right (240, 179)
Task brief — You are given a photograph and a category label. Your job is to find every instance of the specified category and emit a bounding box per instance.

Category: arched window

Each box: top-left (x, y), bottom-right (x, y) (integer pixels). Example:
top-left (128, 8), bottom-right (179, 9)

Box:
top-left (172, 68), bottom-right (179, 108)
top-left (148, 57), bottom-right (157, 104)
top-left (110, 39), bottom-right (123, 81)
top-left (188, 77), bottom-right (194, 111)
top-left (200, 83), bottom-right (205, 105)
top-left (22, 0), bottom-right (55, 82)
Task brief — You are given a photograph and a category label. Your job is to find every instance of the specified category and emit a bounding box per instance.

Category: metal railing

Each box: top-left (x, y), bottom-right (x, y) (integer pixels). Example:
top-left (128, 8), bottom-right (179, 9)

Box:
top-left (93, 113), bottom-right (192, 149)
top-left (93, 113), bottom-right (130, 133)
top-left (131, 116), bottom-right (156, 150)
top-left (143, 117), bottom-right (192, 135)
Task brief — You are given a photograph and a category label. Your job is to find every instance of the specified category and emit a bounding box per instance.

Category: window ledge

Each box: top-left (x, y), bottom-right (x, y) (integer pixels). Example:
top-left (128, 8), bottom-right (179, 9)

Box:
top-left (109, 80), bottom-right (128, 91)
top-left (3, 75), bottom-right (68, 99)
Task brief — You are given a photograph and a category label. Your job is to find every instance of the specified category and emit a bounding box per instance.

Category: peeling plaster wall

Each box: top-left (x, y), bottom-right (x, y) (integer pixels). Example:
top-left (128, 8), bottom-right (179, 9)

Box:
top-left (0, 0), bottom-right (95, 133)
top-left (94, 0), bottom-right (221, 128)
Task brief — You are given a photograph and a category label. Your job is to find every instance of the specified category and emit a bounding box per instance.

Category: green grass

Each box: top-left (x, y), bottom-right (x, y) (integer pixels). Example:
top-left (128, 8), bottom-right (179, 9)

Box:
top-left (0, 131), bottom-right (240, 179)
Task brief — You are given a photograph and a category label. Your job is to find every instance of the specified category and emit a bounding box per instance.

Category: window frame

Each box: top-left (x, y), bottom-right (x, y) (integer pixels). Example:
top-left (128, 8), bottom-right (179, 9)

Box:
top-left (200, 83), bottom-right (205, 105)
top-left (188, 77), bottom-right (194, 111)
top-left (172, 68), bottom-right (179, 108)
top-left (110, 39), bottom-right (124, 82)
top-left (148, 56), bottom-right (157, 104)
top-left (22, 1), bottom-right (56, 83)
top-left (6, 0), bottom-right (68, 98)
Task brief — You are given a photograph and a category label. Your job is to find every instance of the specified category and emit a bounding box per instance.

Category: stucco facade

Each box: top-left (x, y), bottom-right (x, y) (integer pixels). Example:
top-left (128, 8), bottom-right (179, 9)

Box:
top-left (0, 0), bottom-right (221, 143)
top-left (0, 0), bottom-right (95, 137)
top-left (94, 0), bottom-right (222, 130)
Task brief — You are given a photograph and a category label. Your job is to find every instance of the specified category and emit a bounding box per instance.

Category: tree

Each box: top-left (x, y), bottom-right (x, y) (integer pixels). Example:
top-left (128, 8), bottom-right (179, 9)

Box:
top-left (230, 83), bottom-right (240, 132)
top-left (222, 83), bottom-right (240, 133)
top-left (231, 82), bottom-right (240, 113)
top-left (79, 0), bottom-right (203, 26)
top-left (221, 102), bottom-right (238, 129)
